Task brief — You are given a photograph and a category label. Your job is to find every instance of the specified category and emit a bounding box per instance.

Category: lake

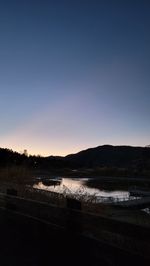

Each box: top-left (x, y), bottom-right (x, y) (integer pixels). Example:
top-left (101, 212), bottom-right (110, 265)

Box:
top-left (33, 177), bottom-right (133, 203)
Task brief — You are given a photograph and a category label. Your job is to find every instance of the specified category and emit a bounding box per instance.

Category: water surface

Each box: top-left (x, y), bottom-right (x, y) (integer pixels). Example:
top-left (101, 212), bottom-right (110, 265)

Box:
top-left (34, 177), bottom-right (131, 203)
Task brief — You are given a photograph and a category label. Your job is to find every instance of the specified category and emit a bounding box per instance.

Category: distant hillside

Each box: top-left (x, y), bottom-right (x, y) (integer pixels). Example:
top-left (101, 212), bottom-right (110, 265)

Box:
top-left (65, 145), bottom-right (146, 166)
top-left (0, 145), bottom-right (150, 177)
top-left (64, 145), bottom-right (150, 171)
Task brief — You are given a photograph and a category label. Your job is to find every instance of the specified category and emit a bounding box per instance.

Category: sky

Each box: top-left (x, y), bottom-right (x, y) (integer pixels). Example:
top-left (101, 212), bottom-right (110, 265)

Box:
top-left (0, 0), bottom-right (150, 156)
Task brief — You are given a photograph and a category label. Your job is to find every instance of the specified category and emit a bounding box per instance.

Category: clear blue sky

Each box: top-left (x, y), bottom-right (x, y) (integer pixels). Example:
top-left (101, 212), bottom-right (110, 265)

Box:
top-left (0, 0), bottom-right (150, 155)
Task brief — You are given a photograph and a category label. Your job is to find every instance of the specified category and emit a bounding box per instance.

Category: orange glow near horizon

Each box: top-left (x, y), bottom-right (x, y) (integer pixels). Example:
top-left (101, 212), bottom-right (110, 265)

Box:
top-left (0, 105), bottom-right (149, 157)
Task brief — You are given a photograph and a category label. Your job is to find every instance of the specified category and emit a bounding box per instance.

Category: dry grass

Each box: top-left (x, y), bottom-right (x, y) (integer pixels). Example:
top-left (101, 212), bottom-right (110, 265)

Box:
top-left (0, 166), bottom-right (33, 185)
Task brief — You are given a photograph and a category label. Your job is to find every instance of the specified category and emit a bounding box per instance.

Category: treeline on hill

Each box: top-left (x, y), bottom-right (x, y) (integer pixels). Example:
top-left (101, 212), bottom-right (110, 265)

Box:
top-left (0, 145), bottom-right (150, 178)
top-left (0, 148), bottom-right (66, 170)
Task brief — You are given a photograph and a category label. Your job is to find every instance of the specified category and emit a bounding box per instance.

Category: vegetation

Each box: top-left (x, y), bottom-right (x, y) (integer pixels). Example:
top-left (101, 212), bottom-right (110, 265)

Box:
top-left (0, 147), bottom-right (149, 228)
top-left (0, 145), bottom-right (150, 179)
top-left (0, 166), bottom-right (32, 185)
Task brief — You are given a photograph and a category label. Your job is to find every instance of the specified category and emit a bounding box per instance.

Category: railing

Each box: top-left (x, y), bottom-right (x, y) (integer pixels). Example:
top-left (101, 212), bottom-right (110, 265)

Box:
top-left (0, 187), bottom-right (150, 260)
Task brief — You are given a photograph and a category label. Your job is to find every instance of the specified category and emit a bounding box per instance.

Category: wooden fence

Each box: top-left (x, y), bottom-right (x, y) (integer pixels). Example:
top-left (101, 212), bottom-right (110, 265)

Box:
top-left (0, 189), bottom-right (150, 260)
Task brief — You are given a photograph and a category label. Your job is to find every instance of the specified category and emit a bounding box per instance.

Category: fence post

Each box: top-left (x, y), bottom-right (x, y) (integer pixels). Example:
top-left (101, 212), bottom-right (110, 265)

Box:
top-left (66, 197), bottom-right (82, 233)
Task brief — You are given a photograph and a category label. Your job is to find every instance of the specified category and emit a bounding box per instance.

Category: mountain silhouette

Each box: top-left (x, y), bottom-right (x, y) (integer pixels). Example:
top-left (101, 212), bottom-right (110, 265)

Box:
top-left (0, 145), bottom-right (150, 177)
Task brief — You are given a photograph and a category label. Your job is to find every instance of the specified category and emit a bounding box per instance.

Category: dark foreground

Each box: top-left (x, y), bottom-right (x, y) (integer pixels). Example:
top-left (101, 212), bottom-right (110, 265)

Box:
top-left (0, 208), bottom-right (149, 266)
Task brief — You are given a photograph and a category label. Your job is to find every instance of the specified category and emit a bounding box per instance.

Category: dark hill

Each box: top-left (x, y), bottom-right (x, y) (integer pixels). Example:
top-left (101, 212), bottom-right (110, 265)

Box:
top-left (64, 145), bottom-right (150, 169)
top-left (0, 146), bottom-right (150, 177)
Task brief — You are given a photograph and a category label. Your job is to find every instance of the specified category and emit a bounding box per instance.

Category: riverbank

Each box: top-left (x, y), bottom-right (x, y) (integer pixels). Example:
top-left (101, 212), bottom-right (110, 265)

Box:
top-left (0, 178), bottom-right (150, 229)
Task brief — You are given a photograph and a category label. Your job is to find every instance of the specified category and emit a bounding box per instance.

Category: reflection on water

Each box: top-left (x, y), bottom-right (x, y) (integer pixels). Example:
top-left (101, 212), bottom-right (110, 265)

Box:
top-left (142, 208), bottom-right (150, 215)
top-left (33, 177), bottom-right (130, 202)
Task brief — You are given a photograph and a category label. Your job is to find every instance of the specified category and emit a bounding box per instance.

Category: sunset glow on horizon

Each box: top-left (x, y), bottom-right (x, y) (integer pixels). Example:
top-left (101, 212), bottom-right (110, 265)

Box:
top-left (0, 1), bottom-right (150, 156)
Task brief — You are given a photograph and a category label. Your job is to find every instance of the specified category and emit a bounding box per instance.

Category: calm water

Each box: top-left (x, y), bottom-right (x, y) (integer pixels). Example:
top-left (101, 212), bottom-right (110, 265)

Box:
top-left (33, 177), bottom-right (131, 202)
